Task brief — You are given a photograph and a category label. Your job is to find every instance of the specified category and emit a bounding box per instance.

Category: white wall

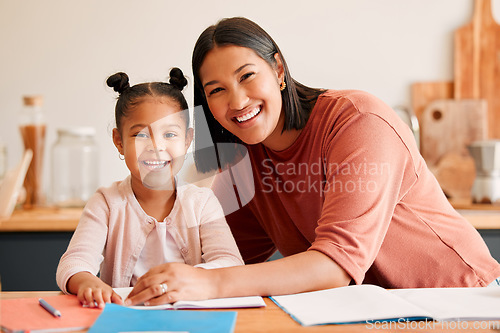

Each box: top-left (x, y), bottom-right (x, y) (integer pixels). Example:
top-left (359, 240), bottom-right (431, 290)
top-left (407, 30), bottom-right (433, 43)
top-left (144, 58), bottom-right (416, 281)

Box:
top-left (0, 0), bottom-right (494, 198)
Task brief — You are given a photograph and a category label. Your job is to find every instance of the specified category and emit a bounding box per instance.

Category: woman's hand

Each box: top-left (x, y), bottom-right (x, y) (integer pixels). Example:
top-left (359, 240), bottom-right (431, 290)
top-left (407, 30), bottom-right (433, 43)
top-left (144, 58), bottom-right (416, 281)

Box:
top-left (67, 272), bottom-right (123, 308)
top-left (125, 263), bottom-right (218, 306)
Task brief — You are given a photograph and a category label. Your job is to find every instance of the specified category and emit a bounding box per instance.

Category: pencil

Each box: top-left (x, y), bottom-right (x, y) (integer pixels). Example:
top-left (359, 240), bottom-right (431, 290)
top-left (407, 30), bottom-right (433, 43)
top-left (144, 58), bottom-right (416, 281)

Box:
top-left (38, 298), bottom-right (61, 318)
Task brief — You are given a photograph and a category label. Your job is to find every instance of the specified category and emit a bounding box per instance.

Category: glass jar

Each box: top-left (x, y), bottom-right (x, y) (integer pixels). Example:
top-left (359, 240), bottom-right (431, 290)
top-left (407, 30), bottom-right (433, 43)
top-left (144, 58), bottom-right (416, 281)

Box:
top-left (19, 95), bottom-right (46, 208)
top-left (51, 127), bottom-right (99, 207)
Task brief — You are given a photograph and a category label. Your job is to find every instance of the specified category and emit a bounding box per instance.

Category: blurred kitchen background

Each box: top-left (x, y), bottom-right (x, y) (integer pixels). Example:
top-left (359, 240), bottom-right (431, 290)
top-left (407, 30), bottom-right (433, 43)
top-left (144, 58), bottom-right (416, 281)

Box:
top-left (3, 0), bottom-right (500, 291)
top-left (1, 0), bottom-right (496, 198)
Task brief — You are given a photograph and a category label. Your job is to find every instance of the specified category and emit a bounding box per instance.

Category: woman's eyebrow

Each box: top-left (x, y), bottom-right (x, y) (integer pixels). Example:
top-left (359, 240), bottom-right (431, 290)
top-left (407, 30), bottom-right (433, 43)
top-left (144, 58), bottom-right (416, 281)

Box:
top-left (202, 63), bottom-right (255, 89)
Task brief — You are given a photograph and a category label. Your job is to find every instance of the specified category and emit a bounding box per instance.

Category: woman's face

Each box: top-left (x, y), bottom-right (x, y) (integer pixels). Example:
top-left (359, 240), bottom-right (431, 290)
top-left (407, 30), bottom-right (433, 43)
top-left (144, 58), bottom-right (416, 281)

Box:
top-left (199, 45), bottom-right (285, 147)
top-left (113, 97), bottom-right (193, 191)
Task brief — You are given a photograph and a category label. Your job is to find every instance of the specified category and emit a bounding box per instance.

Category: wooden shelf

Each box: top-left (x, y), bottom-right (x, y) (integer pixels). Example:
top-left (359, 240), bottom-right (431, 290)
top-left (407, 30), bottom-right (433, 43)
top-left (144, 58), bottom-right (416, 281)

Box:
top-left (0, 207), bottom-right (81, 232)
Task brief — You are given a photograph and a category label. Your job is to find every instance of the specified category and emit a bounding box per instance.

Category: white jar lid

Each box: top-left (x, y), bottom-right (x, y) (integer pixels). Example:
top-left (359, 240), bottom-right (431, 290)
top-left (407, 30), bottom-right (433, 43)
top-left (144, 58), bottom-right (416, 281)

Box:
top-left (57, 127), bottom-right (96, 137)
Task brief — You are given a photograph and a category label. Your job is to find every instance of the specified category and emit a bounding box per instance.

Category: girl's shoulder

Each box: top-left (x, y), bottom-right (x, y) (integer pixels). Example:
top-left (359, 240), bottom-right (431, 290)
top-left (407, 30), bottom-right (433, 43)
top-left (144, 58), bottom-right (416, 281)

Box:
top-left (86, 176), bottom-right (134, 209)
top-left (176, 183), bottom-right (215, 203)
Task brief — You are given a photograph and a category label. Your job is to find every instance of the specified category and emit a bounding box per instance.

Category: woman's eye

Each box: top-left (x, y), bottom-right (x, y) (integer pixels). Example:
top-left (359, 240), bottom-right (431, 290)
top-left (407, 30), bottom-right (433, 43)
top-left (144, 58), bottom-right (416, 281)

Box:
top-left (165, 132), bottom-right (177, 139)
top-left (134, 132), bottom-right (148, 138)
top-left (240, 72), bottom-right (255, 82)
top-left (208, 87), bottom-right (223, 96)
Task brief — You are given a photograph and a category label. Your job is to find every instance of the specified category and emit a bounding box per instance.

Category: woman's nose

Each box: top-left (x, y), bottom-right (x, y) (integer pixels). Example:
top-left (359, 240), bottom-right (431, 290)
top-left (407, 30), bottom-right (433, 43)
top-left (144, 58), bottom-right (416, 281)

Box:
top-left (228, 88), bottom-right (249, 110)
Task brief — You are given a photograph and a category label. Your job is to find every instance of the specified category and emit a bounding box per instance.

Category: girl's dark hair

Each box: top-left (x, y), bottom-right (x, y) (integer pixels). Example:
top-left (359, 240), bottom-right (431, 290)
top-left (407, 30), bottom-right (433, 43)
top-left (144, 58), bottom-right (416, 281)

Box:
top-left (107, 67), bottom-right (189, 132)
top-left (192, 17), bottom-right (325, 172)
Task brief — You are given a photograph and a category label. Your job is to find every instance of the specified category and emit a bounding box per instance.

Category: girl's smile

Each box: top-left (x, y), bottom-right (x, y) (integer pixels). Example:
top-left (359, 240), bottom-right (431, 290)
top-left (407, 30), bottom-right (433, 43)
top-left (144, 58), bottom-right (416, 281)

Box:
top-left (140, 159), bottom-right (170, 171)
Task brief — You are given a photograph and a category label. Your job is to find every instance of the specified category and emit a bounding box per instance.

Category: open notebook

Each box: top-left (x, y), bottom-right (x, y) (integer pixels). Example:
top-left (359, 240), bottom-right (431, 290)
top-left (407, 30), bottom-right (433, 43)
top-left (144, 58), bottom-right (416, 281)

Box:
top-left (114, 287), bottom-right (266, 310)
top-left (271, 284), bottom-right (500, 326)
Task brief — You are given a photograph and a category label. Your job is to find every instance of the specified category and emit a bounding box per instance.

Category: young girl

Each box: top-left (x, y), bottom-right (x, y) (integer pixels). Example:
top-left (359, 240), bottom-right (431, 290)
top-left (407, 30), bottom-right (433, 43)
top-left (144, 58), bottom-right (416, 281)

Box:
top-left (56, 67), bottom-right (243, 308)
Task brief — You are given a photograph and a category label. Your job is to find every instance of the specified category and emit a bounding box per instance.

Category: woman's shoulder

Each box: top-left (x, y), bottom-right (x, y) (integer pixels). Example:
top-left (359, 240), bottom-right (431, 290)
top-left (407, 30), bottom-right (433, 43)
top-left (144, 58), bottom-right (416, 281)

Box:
top-left (316, 89), bottom-right (391, 115)
top-left (312, 89), bottom-right (402, 129)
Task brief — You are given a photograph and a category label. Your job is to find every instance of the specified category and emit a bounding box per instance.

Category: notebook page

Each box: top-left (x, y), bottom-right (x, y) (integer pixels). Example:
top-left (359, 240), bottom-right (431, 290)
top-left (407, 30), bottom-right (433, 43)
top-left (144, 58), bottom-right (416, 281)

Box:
top-left (113, 287), bottom-right (265, 310)
top-left (391, 287), bottom-right (500, 321)
top-left (271, 284), bottom-right (432, 326)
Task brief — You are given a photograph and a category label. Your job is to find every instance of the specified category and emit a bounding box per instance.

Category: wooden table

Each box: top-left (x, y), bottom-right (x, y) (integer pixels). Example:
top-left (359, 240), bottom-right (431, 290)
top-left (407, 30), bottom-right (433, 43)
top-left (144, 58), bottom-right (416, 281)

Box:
top-left (2, 291), bottom-right (500, 333)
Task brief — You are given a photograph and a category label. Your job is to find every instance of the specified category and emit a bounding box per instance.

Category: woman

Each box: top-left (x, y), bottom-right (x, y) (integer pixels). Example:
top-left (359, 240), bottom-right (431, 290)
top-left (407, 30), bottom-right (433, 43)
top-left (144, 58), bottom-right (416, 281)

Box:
top-left (125, 17), bottom-right (500, 306)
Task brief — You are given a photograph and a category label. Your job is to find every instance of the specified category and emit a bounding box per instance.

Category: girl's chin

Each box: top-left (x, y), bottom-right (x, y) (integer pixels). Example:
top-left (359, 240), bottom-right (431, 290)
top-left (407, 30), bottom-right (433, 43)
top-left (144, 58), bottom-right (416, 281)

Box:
top-left (140, 171), bottom-right (175, 190)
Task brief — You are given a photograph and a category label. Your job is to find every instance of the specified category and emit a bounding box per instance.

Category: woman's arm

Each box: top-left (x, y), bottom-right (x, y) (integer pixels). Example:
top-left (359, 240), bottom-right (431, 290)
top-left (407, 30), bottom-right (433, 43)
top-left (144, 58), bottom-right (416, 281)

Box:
top-left (125, 249), bottom-right (350, 305)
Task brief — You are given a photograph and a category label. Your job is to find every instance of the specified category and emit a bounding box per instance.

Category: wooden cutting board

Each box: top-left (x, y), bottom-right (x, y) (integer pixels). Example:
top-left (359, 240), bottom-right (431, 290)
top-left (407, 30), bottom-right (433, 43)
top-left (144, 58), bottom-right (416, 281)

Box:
top-left (454, 0), bottom-right (500, 139)
top-left (411, 81), bottom-right (454, 153)
top-left (421, 99), bottom-right (488, 200)
top-left (420, 99), bottom-right (488, 166)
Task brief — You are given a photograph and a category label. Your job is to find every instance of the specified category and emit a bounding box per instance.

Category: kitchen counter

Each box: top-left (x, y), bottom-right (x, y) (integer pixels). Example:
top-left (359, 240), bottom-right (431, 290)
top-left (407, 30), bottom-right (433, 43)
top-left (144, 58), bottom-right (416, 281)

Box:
top-left (0, 207), bottom-right (81, 232)
top-left (1, 204), bottom-right (499, 291)
top-left (1, 202), bottom-right (500, 232)
top-left (449, 199), bottom-right (500, 229)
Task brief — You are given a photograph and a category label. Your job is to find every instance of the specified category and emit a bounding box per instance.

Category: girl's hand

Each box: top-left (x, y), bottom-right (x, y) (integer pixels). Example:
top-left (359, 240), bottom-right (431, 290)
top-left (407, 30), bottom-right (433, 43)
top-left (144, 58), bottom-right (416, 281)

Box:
top-left (67, 272), bottom-right (123, 308)
top-left (125, 263), bottom-right (218, 306)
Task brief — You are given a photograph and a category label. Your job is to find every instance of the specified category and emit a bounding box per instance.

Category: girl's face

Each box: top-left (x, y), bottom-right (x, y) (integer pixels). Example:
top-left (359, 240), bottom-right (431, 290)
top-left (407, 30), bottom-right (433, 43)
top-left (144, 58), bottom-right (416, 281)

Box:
top-left (199, 45), bottom-right (285, 148)
top-left (113, 97), bottom-right (193, 191)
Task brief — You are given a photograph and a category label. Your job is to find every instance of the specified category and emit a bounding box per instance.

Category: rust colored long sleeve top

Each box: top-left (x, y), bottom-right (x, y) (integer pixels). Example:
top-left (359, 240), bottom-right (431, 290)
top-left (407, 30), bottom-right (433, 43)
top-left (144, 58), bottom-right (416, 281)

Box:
top-left (213, 89), bottom-right (500, 288)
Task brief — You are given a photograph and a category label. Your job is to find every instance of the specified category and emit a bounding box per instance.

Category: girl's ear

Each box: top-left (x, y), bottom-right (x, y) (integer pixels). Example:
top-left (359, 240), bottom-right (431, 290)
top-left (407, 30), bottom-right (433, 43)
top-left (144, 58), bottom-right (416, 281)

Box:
top-left (273, 52), bottom-right (285, 83)
top-left (112, 128), bottom-right (124, 154)
top-left (185, 127), bottom-right (194, 151)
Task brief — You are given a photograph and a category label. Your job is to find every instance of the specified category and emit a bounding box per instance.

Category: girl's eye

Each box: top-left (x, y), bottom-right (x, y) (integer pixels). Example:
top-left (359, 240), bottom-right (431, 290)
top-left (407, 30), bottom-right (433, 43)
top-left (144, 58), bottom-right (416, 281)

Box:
top-left (165, 133), bottom-right (177, 139)
top-left (208, 87), bottom-right (224, 96)
top-left (240, 72), bottom-right (255, 82)
top-left (134, 132), bottom-right (148, 138)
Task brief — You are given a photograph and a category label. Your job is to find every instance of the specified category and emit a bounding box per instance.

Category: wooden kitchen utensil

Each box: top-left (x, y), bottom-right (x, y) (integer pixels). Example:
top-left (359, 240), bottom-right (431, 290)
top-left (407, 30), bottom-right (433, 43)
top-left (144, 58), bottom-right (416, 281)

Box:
top-left (420, 99), bottom-right (488, 201)
top-left (431, 152), bottom-right (476, 200)
top-left (420, 99), bottom-right (488, 166)
top-left (411, 81), bottom-right (454, 152)
top-left (411, 81), bottom-right (454, 121)
top-left (454, 0), bottom-right (500, 138)
top-left (0, 149), bottom-right (32, 219)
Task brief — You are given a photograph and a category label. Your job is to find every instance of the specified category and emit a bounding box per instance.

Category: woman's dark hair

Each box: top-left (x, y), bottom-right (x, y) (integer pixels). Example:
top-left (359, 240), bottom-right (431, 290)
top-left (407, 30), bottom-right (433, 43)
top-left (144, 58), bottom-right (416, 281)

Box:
top-left (107, 67), bottom-right (189, 133)
top-left (192, 17), bottom-right (324, 172)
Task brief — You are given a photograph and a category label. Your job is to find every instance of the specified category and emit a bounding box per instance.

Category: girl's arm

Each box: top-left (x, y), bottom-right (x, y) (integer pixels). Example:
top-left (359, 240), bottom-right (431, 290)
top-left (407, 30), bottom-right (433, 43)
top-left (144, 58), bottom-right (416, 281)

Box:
top-left (67, 271), bottom-right (123, 308)
top-left (125, 249), bottom-right (350, 305)
top-left (56, 191), bottom-right (119, 307)
top-left (194, 191), bottom-right (244, 269)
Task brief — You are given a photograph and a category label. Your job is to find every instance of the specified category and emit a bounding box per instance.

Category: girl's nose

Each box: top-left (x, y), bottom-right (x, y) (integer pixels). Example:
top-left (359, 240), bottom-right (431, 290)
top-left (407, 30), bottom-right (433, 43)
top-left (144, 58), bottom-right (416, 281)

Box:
top-left (146, 135), bottom-right (165, 152)
top-left (229, 88), bottom-right (249, 111)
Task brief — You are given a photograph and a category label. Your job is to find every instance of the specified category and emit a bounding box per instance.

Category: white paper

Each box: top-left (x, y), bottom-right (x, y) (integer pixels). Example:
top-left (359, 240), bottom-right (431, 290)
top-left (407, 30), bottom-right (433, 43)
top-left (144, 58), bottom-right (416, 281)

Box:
top-left (114, 287), bottom-right (265, 310)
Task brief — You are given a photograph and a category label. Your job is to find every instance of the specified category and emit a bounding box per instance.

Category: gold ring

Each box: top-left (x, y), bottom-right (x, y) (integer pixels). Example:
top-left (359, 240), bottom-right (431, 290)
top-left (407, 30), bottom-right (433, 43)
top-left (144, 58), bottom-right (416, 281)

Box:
top-left (160, 283), bottom-right (168, 295)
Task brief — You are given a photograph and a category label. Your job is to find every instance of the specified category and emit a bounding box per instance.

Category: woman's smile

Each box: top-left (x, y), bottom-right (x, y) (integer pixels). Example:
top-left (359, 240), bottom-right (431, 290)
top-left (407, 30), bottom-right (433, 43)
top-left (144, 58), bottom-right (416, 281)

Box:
top-left (200, 45), bottom-right (285, 147)
top-left (234, 106), bottom-right (261, 124)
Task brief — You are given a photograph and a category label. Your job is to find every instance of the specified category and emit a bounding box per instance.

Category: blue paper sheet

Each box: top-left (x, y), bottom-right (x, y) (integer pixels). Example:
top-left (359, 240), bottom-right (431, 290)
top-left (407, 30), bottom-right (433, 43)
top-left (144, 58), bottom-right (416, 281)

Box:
top-left (88, 303), bottom-right (237, 333)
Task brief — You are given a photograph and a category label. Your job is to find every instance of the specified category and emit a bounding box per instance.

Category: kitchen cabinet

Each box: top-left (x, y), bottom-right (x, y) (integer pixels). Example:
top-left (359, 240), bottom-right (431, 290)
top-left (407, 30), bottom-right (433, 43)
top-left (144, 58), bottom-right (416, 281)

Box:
top-left (0, 208), bottom-right (79, 291)
top-left (1, 205), bottom-right (499, 291)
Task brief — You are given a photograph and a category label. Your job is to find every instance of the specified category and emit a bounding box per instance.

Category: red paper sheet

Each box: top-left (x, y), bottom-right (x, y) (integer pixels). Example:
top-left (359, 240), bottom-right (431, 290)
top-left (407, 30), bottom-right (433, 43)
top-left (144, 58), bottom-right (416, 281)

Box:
top-left (0, 295), bottom-right (102, 332)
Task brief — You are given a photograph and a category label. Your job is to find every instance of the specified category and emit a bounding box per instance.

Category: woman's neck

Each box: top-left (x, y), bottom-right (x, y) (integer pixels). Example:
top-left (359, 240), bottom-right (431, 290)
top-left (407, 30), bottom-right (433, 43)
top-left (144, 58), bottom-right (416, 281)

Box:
top-left (262, 128), bottom-right (302, 151)
top-left (262, 111), bottom-right (303, 151)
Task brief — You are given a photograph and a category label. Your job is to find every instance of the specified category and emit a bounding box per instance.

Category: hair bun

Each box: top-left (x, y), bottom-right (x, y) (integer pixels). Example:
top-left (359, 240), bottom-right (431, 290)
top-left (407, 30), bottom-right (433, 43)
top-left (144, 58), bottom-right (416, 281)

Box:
top-left (106, 72), bottom-right (130, 94)
top-left (169, 67), bottom-right (188, 91)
